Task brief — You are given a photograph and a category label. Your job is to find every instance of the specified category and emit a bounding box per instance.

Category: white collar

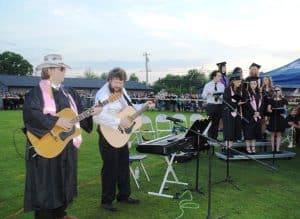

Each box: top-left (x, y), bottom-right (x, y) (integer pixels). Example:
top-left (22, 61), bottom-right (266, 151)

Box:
top-left (51, 83), bottom-right (61, 90)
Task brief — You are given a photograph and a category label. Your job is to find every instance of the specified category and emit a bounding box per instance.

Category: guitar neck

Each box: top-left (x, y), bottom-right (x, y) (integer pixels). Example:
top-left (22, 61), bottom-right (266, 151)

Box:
top-left (71, 99), bottom-right (109, 124)
top-left (129, 104), bottom-right (149, 121)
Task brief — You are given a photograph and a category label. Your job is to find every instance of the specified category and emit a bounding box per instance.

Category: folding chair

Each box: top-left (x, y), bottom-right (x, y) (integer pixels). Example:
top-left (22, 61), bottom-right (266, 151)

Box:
top-left (135, 115), bottom-right (157, 143)
top-left (189, 113), bottom-right (204, 127)
top-left (155, 114), bottom-right (172, 137)
top-left (172, 113), bottom-right (188, 132)
top-left (129, 154), bottom-right (151, 189)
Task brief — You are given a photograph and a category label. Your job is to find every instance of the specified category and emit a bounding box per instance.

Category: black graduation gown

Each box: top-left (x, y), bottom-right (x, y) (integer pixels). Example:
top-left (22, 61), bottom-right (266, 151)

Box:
top-left (222, 87), bottom-right (242, 141)
top-left (261, 89), bottom-right (272, 116)
top-left (267, 98), bottom-right (288, 132)
top-left (23, 86), bottom-right (93, 211)
top-left (243, 92), bottom-right (263, 140)
top-left (287, 115), bottom-right (300, 145)
top-left (286, 115), bottom-right (298, 127)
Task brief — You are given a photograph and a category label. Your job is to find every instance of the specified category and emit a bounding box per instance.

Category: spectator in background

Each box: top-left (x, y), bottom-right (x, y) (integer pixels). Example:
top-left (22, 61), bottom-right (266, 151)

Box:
top-left (286, 106), bottom-right (300, 147)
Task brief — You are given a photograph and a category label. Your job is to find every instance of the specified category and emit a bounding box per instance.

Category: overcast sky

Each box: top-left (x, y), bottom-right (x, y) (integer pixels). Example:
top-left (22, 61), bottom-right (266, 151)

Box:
top-left (0, 0), bottom-right (299, 83)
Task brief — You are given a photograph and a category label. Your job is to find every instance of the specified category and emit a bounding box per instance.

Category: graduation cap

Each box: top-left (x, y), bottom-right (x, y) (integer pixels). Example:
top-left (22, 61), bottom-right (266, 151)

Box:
top-left (216, 61), bottom-right (227, 67)
top-left (249, 63), bottom-right (261, 69)
top-left (229, 72), bottom-right (241, 81)
top-left (246, 76), bottom-right (259, 82)
top-left (232, 67), bottom-right (243, 75)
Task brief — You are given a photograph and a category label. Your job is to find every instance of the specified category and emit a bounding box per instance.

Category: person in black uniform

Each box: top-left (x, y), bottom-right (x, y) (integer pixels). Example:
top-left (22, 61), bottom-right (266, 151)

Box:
top-left (243, 77), bottom-right (263, 153)
top-left (246, 63), bottom-right (262, 88)
top-left (222, 72), bottom-right (243, 156)
top-left (23, 54), bottom-right (101, 219)
top-left (217, 61), bottom-right (229, 87)
top-left (267, 86), bottom-right (288, 152)
top-left (261, 76), bottom-right (273, 111)
top-left (286, 106), bottom-right (300, 147)
top-left (261, 76), bottom-right (273, 139)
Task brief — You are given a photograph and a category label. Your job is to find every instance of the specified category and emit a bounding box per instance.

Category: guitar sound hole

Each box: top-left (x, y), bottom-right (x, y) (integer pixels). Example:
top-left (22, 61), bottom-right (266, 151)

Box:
top-left (124, 122), bottom-right (136, 134)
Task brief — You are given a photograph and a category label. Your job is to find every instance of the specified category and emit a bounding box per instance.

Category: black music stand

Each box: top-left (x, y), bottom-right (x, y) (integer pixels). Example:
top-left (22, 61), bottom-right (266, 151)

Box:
top-left (213, 98), bottom-right (249, 191)
top-left (171, 119), bottom-right (225, 218)
top-left (185, 119), bottom-right (211, 194)
top-left (213, 141), bottom-right (241, 191)
top-left (168, 119), bottom-right (276, 219)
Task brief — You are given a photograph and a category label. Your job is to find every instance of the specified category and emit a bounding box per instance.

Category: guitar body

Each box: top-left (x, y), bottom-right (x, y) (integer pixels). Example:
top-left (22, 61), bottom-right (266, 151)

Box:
top-left (100, 106), bottom-right (142, 148)
top-left (27, 108), bottom-right (81, 158)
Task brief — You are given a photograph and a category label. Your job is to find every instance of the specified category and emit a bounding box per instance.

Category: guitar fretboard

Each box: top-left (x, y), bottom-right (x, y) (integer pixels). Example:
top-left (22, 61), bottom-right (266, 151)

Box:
top-left (129, 104), bottom-right (149, 121)
top-left (71, 99), bottom-right (109, 124)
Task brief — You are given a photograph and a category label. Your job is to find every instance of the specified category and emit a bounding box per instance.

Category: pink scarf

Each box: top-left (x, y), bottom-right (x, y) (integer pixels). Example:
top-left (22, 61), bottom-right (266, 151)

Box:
top-left (249, 92), bottom-right (262, 122)
top-left (231, 88), bottom-right (237, 117)
top-left (39, 79), bottom-right (82, 148)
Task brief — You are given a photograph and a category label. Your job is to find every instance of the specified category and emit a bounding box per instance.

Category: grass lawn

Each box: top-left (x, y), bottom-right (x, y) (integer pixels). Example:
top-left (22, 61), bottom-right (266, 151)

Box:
top-left (0, 110), bottom-right (300, 219)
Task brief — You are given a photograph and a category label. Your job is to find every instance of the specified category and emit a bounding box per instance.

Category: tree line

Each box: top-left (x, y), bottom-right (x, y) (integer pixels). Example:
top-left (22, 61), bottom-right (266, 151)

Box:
top-left (0, 51), bottom-right (208, 95)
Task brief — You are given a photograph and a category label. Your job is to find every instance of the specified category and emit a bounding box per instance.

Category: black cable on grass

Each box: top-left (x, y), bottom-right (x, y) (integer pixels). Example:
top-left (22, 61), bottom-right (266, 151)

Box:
top-left (12, 128), bottom-right (26, 160)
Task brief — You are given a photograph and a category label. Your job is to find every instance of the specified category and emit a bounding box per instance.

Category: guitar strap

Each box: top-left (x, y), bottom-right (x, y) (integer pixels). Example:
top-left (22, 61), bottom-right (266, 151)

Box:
top-left (123, 93), bottom-right (133, 107)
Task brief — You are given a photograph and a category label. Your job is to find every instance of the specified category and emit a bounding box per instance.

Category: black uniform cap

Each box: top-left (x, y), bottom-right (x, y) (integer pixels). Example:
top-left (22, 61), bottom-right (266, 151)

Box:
top-left (216, 61), bottom-right (227, 67)
top-left (249, 63), bottom-right (261, 69)
top-left (229, 72), bottom-right (241, 81)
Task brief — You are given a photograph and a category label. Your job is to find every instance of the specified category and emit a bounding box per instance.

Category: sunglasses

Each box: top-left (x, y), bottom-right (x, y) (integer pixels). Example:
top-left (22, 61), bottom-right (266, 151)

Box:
top-left (59, 67), bottom-right (66, 72)
top-left (49, 67), bottom-right (66, 72)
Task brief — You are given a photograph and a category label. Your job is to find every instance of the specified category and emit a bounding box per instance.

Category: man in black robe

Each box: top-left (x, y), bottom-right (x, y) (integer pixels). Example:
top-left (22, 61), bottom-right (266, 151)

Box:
top-left (23, 54), bottom-right (101, 219)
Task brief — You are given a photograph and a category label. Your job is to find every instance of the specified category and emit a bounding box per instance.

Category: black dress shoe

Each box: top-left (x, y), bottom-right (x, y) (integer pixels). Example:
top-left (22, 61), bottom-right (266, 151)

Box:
top-left (101, 203), bottom-right (118, 211)
top-left (117, 197), bottom-right (140, 204)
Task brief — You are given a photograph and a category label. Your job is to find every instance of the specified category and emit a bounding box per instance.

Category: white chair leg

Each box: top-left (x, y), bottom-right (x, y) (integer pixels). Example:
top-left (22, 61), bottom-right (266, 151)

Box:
top-left (139, 160), bottom-right (150, 182)
top-left (130, 165), bottom-right (140, 189)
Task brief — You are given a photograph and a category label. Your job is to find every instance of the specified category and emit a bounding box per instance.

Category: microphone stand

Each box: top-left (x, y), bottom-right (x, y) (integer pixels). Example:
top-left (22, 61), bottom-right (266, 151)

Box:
top-left (171, 120), bottom-right (206, 195)
top-left (171, 120), bottom-right (277, 219)
top-left (214, 99), bottom-right (250, 190)
top-left (194, 128), bottom-right (206, 194)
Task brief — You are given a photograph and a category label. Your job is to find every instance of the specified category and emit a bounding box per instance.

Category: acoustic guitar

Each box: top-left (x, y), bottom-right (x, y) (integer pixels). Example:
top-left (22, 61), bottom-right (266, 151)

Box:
top-left (100, 104), bottom-right (149, 148)
top-left (27, 93), bottom-right (121, 158)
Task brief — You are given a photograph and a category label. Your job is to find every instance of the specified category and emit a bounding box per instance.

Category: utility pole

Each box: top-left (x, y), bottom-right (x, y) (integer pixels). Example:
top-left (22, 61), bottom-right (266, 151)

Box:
top-left (143, 52), bottom-right (150, 85)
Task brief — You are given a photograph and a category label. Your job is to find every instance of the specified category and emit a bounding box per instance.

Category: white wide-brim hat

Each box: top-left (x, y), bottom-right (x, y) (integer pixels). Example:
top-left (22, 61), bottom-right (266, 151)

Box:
top-left (36, 54), bottom-right (71, 70)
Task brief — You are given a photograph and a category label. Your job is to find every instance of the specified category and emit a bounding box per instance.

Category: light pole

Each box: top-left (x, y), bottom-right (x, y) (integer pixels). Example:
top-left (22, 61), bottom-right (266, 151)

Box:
top-left (143, 52), bottom-right (150, 85)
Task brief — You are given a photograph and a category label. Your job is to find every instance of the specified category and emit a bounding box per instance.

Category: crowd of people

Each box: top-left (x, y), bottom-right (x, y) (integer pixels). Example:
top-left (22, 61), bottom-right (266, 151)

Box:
top-left (201, 61), bottom-right (300, 156)
top-left (132, 92), bottom-right (203, 112)
top-left (0, 91), bottom-right (25, 110)
top-left (1, 88), bottom-right (207, 113)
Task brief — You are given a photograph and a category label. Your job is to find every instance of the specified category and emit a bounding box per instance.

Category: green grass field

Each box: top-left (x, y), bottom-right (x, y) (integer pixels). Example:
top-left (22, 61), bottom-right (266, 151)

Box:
top-left (1, 110), bottom-right (300, 219)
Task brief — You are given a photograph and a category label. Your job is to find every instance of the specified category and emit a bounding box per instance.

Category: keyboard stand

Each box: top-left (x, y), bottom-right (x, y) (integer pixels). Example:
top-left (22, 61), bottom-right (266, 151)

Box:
top-left (148, 153), bottom-right (188, 198)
